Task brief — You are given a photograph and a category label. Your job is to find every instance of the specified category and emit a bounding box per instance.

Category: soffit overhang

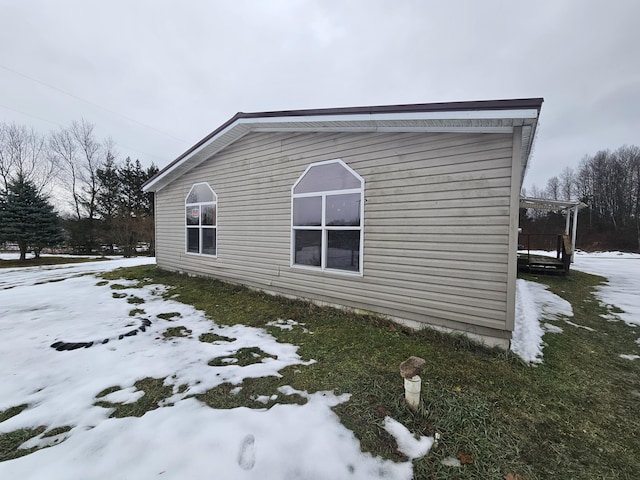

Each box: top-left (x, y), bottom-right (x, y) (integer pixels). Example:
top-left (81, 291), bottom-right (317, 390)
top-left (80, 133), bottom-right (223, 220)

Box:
top-left (144, 100), bottom-right (542, 193)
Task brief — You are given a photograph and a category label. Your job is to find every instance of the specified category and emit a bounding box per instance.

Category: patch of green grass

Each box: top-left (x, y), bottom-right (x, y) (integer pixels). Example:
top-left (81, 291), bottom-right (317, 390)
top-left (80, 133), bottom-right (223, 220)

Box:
top-left (42, 426), bottom-right (72, 438)
top-left (0, 411), bottom-right (72, 462)
top-left (110, 283), bottom-right (129, 290)
top-left (0, 427), bottom-right (46, 461)
top-left (162, 326), bottom-right (192, 339)
top-left (96, 386), bottom-right (121, 398)
top-left (81, 265), bottom-right (640, 479)
top-left (0, 256), bottom-right (109, 269)
top-left (512, 271), bottom-right (640, 479)
top-left (95, 280), bottom-right (109, 287)
top-left (176, 384), bottom-right (189, 394)
top-left (129, 308), bottom-right (145, 317)
top-left (126, 296), bottom-right (144, 305)
top-left (198, 332), bottom-right (234, 343)
top-left (94, 378), bottom-right (173, 418)
top-left (208, 347), bottom-right (276, 367)
top-left (157, 312), bottom-right (181, 320)
top-left (0, 404), bottom-right (28, 423)
top-left (195, 378), bottom-right (307, 410)
top-left (112, 292), bottom-right (126, 299)
top-left (99, 266), bottom-right (158, 287)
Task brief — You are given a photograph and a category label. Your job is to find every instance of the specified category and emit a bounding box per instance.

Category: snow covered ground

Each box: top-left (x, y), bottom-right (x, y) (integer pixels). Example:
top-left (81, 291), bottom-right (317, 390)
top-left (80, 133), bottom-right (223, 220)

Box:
top-left (573, 251), bottom-right (640, 327)
top-left (0, 256), bottom-right (431, 479)
top-left (1, 251), bottom-right (638, 477)
top-left (511, 250), bottom-right (640, 363)
top-left (511, 279), bottom-right (573, 363)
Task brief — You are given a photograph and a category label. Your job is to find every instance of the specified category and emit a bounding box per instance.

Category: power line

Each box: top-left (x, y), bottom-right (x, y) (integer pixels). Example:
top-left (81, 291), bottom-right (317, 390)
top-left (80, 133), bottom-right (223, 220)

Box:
top-left (0, 102), bottom-right (63, 127)
top-left (0, 103), bottom-right (171, 163)
top-left (0, 63), bottom-right (190, 145)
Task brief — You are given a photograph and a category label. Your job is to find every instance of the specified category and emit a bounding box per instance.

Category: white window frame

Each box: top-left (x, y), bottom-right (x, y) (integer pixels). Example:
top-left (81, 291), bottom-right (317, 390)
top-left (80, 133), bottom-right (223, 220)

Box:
top-left (185, 182), bottom-right (218, 257)
top-left (290, 159), bottom-right (364, 276)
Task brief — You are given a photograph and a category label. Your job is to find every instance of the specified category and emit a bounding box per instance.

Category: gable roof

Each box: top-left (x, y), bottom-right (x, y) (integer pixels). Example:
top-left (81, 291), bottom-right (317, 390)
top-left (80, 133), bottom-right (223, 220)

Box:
top-left (143, 98), bottom-right (543, 192)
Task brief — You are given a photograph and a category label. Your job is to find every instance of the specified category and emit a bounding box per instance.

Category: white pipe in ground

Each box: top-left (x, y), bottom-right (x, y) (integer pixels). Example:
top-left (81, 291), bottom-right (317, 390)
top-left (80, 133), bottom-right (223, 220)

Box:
top-left (404, 375), bottom-right (421, 410)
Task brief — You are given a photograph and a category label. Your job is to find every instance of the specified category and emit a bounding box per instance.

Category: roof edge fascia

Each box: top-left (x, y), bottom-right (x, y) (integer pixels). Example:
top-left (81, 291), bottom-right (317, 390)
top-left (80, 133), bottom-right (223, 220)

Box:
top-left (144, 99), bottom-right (543, 192)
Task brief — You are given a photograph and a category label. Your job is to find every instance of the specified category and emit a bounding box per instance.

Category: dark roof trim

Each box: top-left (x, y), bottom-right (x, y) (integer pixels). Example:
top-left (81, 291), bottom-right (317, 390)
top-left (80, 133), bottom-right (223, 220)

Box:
top-left (144, 98), bottom-right (543, 190)
top-left (231, 97), bottom-right (543, 119)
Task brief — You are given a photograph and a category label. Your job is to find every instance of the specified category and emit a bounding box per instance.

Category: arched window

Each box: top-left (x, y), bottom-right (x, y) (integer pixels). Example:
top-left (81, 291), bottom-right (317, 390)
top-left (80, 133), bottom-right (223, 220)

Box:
top-left (185, 183), bottom-right (217, 256)
top-left (291, 159), bottom-right (364, 274)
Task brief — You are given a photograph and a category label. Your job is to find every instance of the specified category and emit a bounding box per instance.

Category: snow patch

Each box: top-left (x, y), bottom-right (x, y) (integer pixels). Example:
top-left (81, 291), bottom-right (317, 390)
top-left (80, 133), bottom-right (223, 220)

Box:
top-left (383, 417), bottom-right (434, 460)
top-left (512, 279), bottom-right (573, 363)
top-left (100, 387), bottom-right (145, 405)
top-left (543, 323), bottom-right (564, 334)
top-left (573, 254), bottom-right (640, 327)
top-left (252, 394), bottom-right (278, 404)
top-left (441, 456), bottom-right (462, 467)
top-left (619, 354), bottom-right (640, 361)
top-left (266, 318), bottom-right (312, 333)
top-left (564, 320), bottom-right (596, 332)
top-left (600, 313), bottom-right (619, 322)
top-left (0, 258), bottom-right (420, 479)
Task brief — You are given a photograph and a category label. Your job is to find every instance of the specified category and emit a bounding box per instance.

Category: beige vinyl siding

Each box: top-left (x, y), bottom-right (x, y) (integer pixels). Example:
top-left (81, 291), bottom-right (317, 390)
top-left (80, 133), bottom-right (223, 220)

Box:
top-left (155, 130), bottom-right (515, 339)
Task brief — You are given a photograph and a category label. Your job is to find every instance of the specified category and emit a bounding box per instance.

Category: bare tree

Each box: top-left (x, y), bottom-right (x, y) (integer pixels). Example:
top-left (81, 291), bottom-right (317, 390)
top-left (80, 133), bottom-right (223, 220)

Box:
top-left (545, 176), bottom-right (560, 200)
top-left (49, 127), bottom-right (81, 218)
top-left (524, 184), bottom-right (545, 199)
top-left (522, 184), bottom-right (547, 221)
top-left (616, 145), bottom-right (640, 249)
top-left (529, 145), bottom-right (640, 251)
top-left (0, 122), bottom-right (57, 194)
top-left (559, 166), bottom-right (575, 201)
top-left (49, 120), bottom-right (109, 252)
top-left (634, 150), bottom-right (640, 250)
top-left (49, 120), bottom-right (107, 220)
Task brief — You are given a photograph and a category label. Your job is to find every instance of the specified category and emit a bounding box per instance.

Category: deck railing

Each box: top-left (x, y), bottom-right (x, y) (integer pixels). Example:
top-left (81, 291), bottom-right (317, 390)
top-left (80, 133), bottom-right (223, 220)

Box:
top-left (518, 233), bottom-right (572, 275)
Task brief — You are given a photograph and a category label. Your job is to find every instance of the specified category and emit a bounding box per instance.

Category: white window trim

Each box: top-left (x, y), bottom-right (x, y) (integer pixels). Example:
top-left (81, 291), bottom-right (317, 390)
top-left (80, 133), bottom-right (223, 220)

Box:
top-left (185, 182), bottom-right (218, 257)
top-left (290, 159), bottom-right (364, 276)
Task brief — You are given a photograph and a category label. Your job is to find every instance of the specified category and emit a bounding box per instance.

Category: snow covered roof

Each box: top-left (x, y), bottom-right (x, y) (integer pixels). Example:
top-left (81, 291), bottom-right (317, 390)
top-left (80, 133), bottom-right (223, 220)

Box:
top-left (144, 98), bottom-right (543, 193)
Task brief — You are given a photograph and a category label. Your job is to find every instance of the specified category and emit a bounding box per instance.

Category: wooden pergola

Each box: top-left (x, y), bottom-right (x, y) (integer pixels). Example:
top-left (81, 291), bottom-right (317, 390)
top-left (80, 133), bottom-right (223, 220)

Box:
top-left (519, 197), bottom-right (588, 268)
top-left (518, 197), bottom-right (587, 274)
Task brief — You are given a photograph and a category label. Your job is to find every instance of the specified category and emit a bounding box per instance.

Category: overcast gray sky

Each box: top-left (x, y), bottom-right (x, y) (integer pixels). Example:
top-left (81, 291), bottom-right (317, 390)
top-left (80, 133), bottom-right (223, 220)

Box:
top-left (1, 0), bottom-right (638, 191)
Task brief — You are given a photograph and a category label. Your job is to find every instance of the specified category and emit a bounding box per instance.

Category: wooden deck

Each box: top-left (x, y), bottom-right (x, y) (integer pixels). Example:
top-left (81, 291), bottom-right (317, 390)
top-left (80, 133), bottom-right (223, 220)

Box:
top-left (518, 234), bottom-right (572, 275)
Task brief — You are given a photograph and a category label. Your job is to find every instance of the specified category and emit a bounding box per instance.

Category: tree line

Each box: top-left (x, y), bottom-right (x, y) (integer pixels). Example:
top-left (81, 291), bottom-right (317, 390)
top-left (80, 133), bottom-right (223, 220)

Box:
top-left (0, 120), bottom-right (158, 259)
top-left (522, 145), bottom-right (640, 251)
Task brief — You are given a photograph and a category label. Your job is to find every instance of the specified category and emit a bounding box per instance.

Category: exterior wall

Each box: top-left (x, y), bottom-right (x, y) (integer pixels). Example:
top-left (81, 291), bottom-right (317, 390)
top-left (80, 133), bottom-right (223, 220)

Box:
top-left (155, 130), bottom-right (516, 342)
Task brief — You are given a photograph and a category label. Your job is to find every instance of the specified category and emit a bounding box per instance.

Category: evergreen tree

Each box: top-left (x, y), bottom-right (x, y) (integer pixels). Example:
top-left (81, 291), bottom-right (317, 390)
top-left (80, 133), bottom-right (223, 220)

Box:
top-left (97, 153), bottom-right (120, 219)
top-left (96, 153), bottom-right (121, 252)
top-left (95, 157), bottom-right (158, 257)
top-left (0, 176), bottom-right (64, 260)
top-left (142, 163), bottom-right (159, 255)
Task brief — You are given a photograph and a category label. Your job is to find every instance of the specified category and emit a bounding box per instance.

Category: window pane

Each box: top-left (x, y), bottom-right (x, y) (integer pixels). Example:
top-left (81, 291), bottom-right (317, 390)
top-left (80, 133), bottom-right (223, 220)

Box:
top-left (201, 204), bottom-right (216, 226)
top-left (187, 183), bottom-right (215, 203)
top-left (202, 228), bottom-right (216, 255)
top-left (326, 193), bottom-right (361, 226)
top-left (327, 230), bottom-right (360, 271)
top-left (187, 228), bottom-right (200, 253)
top-left (186, 206), bottom-right (200, 225)
top-left (294, 162), bottom-right (362, 194)
top-left (294, 230), bottom-right (322, 267)
top-left (293, 196), bottom-right (321, 226)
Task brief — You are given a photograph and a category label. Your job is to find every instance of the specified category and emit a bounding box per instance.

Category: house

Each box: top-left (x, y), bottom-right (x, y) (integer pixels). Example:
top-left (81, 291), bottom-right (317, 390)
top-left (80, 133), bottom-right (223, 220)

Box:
top-left (143, 98), bottom-right (543, 348)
